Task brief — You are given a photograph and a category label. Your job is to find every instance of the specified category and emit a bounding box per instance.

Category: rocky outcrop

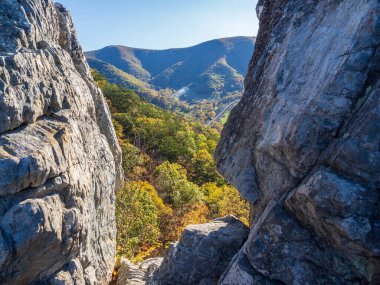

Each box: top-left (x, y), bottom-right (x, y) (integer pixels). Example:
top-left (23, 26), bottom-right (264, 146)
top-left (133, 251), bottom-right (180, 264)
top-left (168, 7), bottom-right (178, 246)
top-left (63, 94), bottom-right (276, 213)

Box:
top-left (215, 0), bottom-right (380, 284)
top-left (149, 216), bottom-right (249, 285)
top-left (117, 258), bottom-right (163, 285)
top-left (0, 1), bottom-right (122, 284)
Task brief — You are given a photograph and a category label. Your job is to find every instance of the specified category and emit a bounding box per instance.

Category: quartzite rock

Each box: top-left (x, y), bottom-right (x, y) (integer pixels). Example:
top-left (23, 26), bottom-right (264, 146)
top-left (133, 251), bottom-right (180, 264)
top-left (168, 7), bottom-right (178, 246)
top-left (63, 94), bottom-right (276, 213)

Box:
top-left (215, 0), bottom-right (380, 284)
top-left (117, 258), bottom-right (163, 285)
top-left (0, 0), bottom-right (122, 284)
top-left (150, 216), bottom-right (249, 285)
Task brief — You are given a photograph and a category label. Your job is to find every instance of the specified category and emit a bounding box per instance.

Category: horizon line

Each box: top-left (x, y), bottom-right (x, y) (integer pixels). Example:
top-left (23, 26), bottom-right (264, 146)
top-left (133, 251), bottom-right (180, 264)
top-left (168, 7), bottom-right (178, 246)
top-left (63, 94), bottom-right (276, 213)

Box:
top-left (84, 35), bottom-right (256, 53)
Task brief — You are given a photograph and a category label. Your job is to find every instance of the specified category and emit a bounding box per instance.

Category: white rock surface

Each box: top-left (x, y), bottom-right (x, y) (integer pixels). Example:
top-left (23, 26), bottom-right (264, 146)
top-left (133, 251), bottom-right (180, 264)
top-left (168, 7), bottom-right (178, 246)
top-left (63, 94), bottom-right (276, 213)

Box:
top-left (0, 1), bottom-right (122, 284)
top-left (117, 258), bottom-right (163, 285)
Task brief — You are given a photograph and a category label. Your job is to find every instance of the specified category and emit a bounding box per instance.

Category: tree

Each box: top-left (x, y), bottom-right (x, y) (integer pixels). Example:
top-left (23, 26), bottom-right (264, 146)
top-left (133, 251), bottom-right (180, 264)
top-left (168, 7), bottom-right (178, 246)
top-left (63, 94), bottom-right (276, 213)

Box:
top-left (92, 70), bottom-right (251, 261)
top-left (136, 181), bottom-right (173, 217)
top-left (217, 184), bottom-right (250, 226)
top-left (116, 182), bottom-right (160, 259)
top-left (153, 162), bottom-right (202, 210)
top-left (121, 142), bottom-right (150, 181)
top-left (190, 149), bottom-right (224, 185)
top-left (201, 183), bottom-right (249, 225)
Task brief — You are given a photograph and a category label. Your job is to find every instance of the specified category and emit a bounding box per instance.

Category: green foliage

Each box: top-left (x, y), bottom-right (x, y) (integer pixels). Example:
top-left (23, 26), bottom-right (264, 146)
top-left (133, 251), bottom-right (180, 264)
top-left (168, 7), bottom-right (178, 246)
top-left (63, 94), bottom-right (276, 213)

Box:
top-left (190, 149), bottom-right (224, 185)
top-left (94, 68), bottom-right (220, 165)
top-left (121, 142), bottom-right (150, 181)
top-left (220, 111), bottom-right (230, 125)
top-left (116, 182), bottom-right (160, 259)
top-left (93, 70), bottom-right (249, 260)
top-left (154, 162), bottom-right (202, 209)
top-left (217, 185), bottom-right (250, 226)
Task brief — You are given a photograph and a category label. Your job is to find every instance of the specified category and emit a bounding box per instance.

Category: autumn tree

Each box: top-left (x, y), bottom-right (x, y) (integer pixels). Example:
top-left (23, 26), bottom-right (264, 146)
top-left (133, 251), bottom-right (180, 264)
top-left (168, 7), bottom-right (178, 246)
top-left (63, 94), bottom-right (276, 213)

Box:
top-left (116, 182), bottom-right (160, 259)
top-left (201, 183), bottom-right (249, 225)
top-left (93, 70), bottom-right (250, 260)
top-left (153, 162), bottom-right (202, 210)
top-left (190, 149), bottom-right (223, 185)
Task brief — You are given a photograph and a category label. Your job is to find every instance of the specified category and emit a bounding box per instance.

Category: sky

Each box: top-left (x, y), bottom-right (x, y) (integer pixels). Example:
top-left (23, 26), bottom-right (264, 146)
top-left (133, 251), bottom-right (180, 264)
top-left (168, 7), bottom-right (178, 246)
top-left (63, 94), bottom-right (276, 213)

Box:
top-left (57, 0), bottom-right (259, 51)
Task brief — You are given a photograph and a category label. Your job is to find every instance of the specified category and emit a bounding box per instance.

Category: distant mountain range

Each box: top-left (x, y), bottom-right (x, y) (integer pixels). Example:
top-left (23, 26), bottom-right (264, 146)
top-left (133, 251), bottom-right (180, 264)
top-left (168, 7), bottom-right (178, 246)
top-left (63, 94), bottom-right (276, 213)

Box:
top-left (86, 37), bottom-right (255, 104)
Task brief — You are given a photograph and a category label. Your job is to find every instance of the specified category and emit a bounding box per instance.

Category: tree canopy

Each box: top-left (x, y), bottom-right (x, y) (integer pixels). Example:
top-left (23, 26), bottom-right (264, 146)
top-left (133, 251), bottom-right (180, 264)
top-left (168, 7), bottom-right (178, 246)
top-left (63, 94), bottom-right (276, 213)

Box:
top-left (92, 69), bottom-right (249, 261)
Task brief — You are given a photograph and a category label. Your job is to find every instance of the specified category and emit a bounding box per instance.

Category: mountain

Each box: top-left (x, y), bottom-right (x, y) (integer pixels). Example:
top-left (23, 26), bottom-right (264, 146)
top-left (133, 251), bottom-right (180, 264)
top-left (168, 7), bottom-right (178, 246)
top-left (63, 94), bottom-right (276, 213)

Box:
top-left (85, 37), bottom-right (255, 103)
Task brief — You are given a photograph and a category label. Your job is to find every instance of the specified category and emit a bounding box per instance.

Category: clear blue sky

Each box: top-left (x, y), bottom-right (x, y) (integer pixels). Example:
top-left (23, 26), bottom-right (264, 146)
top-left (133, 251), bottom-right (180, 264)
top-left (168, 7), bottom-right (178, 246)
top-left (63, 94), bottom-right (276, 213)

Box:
top-left (57, 0), bottom-right (259, 51)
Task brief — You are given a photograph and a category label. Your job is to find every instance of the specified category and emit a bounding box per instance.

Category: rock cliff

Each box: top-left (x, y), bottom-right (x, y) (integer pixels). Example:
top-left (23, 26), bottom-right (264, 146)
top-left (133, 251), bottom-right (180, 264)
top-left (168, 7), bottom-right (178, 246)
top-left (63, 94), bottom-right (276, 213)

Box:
top-left (0, 1), bottom-right (122, 284)
top-left (215, 0), bottom-right (380, 284)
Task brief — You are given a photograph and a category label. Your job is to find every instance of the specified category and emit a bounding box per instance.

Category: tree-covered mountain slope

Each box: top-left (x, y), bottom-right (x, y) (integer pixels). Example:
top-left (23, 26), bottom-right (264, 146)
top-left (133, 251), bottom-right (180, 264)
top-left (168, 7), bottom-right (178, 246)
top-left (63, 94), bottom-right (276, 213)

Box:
top-left (91, 71), bottom-right (249, 262)
top-left (86, 36), bottom-right (255, 103)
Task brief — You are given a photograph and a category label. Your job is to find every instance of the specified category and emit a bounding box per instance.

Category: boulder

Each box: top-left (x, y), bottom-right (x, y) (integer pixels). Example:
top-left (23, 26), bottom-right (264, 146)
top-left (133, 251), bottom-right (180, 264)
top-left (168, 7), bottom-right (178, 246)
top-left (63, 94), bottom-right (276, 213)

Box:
top-left (150, 216), bottom-right (249, 285)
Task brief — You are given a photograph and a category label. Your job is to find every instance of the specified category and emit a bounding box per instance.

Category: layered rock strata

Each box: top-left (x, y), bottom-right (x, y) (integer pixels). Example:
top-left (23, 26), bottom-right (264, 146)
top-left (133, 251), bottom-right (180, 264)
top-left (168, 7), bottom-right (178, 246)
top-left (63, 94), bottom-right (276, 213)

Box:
top-left (215, 0), bottom-right (380, 284)
top-left (117, 258), bottom-right (163, 285)
top-left (0, 0), bottom-right (122, 284)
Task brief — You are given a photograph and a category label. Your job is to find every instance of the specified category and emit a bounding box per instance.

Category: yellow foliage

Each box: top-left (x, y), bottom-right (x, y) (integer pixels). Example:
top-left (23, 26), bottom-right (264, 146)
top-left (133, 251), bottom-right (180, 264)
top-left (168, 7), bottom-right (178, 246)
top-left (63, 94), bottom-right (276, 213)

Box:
top-left (201, 183), bottom-right (250, 226)
top-left (132, 243), bottom-right (161, 263)
top-left (170, 203), bottom-right (210, 240)
top-left (218, 186), bottom-right (250, 226)
top-left (112, 119), bottom-right (125, 144)
top-left (94, 70), bottom-right (251, 262)
top-left (136, 116), bottom-right (164, 128)
top-left (116, 182), bottom-right (160, 259)
top-left (181, 203), bottom-right (209, 227)
top-left (190, 150), bottom-right (222, 185)
top-left (134, 181), bottom-right (173, 217)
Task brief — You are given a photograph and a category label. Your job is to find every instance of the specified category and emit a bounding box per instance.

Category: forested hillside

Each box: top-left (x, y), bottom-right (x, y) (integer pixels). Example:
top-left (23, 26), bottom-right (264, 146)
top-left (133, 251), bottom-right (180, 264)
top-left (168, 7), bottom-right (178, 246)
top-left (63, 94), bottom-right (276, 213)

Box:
top-left (87, 37), bottom-right (255, 122)
top-left (92, 71), bottom-right (249, 261)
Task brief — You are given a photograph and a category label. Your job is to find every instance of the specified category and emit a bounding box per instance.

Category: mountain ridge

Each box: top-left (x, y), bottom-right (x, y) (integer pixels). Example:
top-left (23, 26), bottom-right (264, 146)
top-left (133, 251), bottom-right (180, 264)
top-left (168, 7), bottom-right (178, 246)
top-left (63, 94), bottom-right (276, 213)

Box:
top-left (85, 36), bottom-right (255, 104)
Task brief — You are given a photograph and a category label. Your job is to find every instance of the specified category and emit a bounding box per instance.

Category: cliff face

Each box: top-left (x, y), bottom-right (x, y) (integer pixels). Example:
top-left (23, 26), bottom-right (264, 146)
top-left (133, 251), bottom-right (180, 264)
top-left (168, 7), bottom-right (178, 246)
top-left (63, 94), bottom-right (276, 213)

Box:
top-left (0, 1), bottom-right (122, 284)
top-left (215, 0), bottom-right (380, 284)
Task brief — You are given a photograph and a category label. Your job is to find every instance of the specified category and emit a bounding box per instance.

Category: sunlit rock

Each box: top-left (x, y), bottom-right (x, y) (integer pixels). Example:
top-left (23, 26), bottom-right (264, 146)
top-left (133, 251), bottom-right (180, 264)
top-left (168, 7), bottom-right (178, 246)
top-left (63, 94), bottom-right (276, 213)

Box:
top-left (0, 0), bottom-right (122, 284)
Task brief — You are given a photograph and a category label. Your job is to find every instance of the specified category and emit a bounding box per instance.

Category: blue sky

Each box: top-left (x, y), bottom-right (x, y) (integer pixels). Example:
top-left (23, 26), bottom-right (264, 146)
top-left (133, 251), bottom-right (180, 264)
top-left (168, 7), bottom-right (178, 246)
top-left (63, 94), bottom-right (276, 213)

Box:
top-left (57, 0), bottom-right (259, 51)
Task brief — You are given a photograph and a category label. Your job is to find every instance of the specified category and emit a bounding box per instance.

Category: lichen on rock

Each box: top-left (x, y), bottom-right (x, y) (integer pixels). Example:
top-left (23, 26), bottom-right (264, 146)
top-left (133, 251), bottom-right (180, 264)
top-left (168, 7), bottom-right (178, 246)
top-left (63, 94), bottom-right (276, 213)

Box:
top-left (0, 0), bottom-right (122, 284)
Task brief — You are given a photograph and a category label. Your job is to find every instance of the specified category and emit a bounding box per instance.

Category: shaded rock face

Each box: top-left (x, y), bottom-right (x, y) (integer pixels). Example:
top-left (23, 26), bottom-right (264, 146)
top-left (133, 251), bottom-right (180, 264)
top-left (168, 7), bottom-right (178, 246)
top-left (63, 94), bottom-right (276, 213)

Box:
top-left (150, 216), bottom-right (249, 285)
top-left (0, 1), bottom-right (122, 284)
top-left (215, 0), bottom-right (380, 284)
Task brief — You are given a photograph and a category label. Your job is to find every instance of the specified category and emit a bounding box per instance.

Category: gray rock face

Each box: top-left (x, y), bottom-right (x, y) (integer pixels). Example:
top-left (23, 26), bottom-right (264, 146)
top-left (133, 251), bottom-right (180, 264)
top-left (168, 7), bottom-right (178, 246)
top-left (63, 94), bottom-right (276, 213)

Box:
top-left (150, 216), bottom-right (249, 285)
top-left (215, 0), bottom-right (380, 284)
top-left (117, 258), bottom-right (163, 285)
top-left (0, 1), bottom-right (122, 284)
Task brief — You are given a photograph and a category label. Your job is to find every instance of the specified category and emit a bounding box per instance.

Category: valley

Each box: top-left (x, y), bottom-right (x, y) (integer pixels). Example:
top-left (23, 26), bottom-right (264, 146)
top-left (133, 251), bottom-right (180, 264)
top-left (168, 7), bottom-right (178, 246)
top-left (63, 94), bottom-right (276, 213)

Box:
top-left (91, 71), bottom-right (249, 263)
top-left (1, 0), bottom-right (378, 284)
top-left (86, 36), bottom-right (255, 123)
top-left (86, 35), bottom-right (256, 273)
